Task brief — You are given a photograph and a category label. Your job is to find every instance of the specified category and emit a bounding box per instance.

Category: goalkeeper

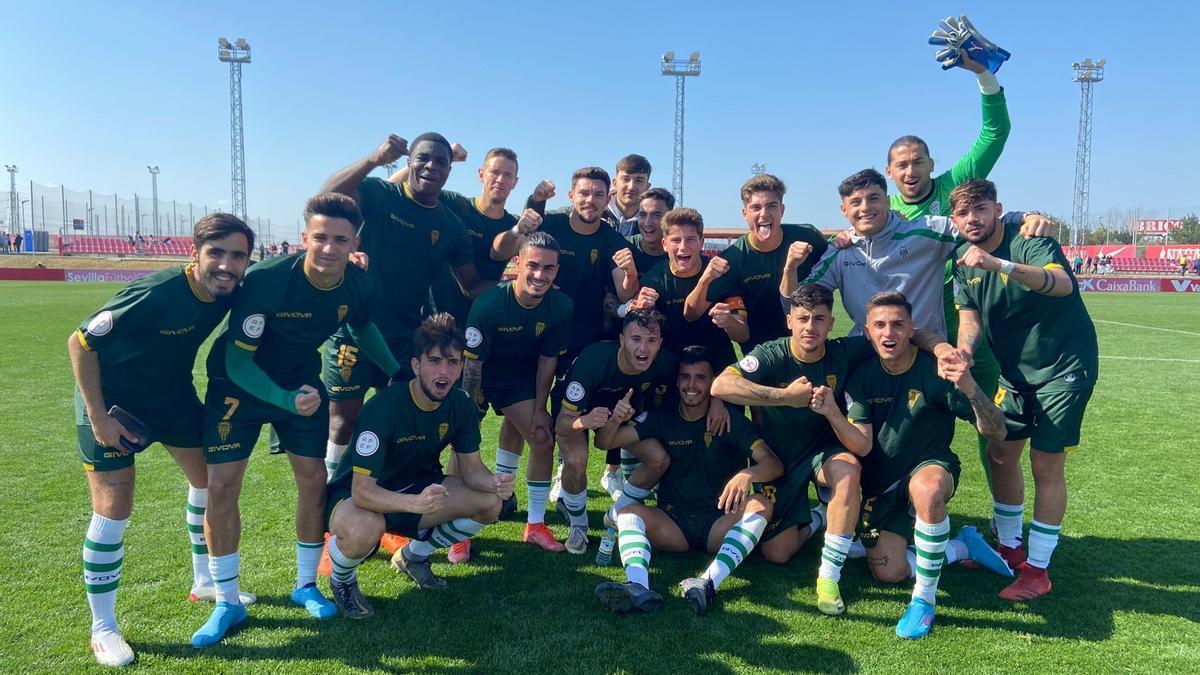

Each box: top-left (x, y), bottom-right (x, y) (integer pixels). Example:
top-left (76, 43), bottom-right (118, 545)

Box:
top-left (884, 15), bottom-right (1010, 487)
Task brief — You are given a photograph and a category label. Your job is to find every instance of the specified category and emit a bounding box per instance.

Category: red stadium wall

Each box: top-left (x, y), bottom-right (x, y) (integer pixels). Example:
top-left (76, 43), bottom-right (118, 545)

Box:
top-left (1061, 245), bottom-right (1136, 259)
top-left (1077, 277), bottom-right (1200, 293)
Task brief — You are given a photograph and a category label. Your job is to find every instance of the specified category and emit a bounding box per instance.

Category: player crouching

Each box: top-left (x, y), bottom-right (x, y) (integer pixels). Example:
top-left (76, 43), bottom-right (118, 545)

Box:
top-left (322, 314), bottom-right (513, 617)
top-left (593, 347), bottom-right (783, 616)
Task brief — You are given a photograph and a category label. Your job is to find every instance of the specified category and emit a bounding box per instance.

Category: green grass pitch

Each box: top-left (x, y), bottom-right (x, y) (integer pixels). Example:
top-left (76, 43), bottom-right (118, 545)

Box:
top-left (0, 282), bottom-right (1197, 673)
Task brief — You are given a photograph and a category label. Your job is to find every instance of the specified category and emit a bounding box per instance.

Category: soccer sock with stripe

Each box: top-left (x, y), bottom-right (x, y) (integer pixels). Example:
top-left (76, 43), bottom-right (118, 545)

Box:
top-left (619, 449), bottom-right (641, 484)
top-left (186, 487), bottom-right (212, 588)
top-left (703, 512), bottom-right (767, 590)
top-left (912, 517), bottom-right (950, 605)
top-left (993, 500), bottom-right (1024, 548)
top-left (327, 535), bottom-right (367, 584)
top-left (495, 449), bottom-right (521, 479)
top-left (527, 480), bottom-right (551, 524)
top-left (208, 551), bottom-right (241, 605)
top-left (430, 518), bottom-right (487, 549)
top-left (945, 539), bottom-right (967, 565)
top-left (616, 512), bottom-right (651, 589)
top-left (562, 488), bottom-right (589, 528)
top-left (84, 513), bottom-right (127, 635)
top-left (325, 442), bottom-right (348, 481)
top-left (1026, 519), bottom-right (1061, 569)
top-left (295, 540), bottom-right (324, 589)
top-left (612, 481), bottom-right (651, 514)
top-left (817, 533), bottom-right (853, 582)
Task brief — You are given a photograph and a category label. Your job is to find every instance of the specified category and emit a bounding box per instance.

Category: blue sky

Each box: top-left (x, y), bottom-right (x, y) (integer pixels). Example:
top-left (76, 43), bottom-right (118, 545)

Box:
top-left (3, 1), bottom-right (1197, 241)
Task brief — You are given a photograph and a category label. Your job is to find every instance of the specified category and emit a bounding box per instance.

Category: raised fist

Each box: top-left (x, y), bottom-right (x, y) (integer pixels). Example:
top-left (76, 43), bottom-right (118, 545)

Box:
top-left (784, 241), bottom-right (813, 270)
top-left (580, 407), bottom-right (611, 430)
top-left (532, 179), bottom-right (556, 202)
top-left (451, 142), bottom-right (468, 163)
top-left (515, 209), bottom-right (543, 235)
top-left (632, 286), bottom-right (659, 311)
top-left (368, 135), bottom-right (408, 167)
top-left (700, 257), bottom-right (729, 284)
top-left (612, 248), bottom-right (636, 275)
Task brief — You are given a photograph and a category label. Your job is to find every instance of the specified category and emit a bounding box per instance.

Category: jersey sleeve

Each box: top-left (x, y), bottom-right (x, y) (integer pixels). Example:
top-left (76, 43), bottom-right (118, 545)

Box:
top-left (946, 90), bottom-right (1012, 185)
top-left (802, 247), bottom-right (841, 289)
top-left (450, 395), bottom-right (482, 454)
top-left (629, 409), bottom-right (662, 443)
top-left (726, 410), bottom-right (764, 460)
top-left (540, 296), bottom-right (574, 357)
top-left (939, 379), bottom-right (977, 423)
top-left (1015, 235), bottom-right (1070, 271)
top-left (346, 268), bottom-right (376, 328)
top-left (348, 393), bottom-right (397, 479)
top-left (560, 353), bottom-right (598, 412)
top-left (224, 272), bottom-right (274, 355)
top-left (705, 251), bottom-right (740, 303)
top-left (730, 342), bottom-right (777, 385)
top-left (357, 177), bottom-right (392, 221)
top-left (443, 210), bottom-right (473, 268)
top-left (923, 216), bottom-right (965, 260)
top-left (76, 282), bottom-right (160, 352)
top-left (840, 335), bottom-right (876, 365)
top-left (952, 260), bottom-right (979, 311)
top-left (463, 293), bottom-right (496, 362)
top-left (845, 369), bottom-right (870, 424)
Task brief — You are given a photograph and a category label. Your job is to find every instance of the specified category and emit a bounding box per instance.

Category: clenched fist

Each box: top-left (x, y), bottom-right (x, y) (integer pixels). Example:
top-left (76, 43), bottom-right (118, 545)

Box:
top-left (368, 135), bottom-right (408, 167)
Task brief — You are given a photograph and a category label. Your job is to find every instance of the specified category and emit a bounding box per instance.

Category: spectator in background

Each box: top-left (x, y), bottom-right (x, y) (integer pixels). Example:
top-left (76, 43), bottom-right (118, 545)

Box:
top-left (1193, 258), bottom-right (1200, 275)
top-left (280, 240), bottom-right (289, 256)
top-left (258, 243), bottom-right (267, 261)
top-left (0, 231), bottom-right (7, 253)
top-left (1180, 255), bottom-right (1189, 275)
top-left (1073, 254), bottom-right (1083, 275)
top-left (13, 233), bottom-right (22, 253)
top-left (1084, 256), bottom-right (1093, 275)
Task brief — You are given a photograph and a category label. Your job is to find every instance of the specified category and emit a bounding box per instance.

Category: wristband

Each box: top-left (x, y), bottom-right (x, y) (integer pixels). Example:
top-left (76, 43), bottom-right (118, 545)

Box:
top-left (616, 301), bottom-right (632, 318)
top-left (510, 224), bottom-right (523, 237)
top-left (998, 260), bottom-right (1016, 275)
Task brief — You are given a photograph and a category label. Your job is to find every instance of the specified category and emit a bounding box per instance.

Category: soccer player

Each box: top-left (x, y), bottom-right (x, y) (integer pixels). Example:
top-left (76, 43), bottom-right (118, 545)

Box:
top-left (69, 215), bottom-right (254, 666)
top-left (593, 347), bottom-right (783, 616)
top-left (625, 187), bottom-right (673, 275)
top-left (192, 194), bottom-right (405, 648)
top-left (820, 291), bottom-right (1008, 638)
top-left (462, 232), bottom-right (573, 552)
top-left (711, 284), bottom-right (872, 615)
top-left (319, 133), bottom-right (491, 481)
top-left (322, 314), bottom-right (511, 614)
top-left (949, 179), bottom-right (1098, 601)
top-left (684, 174), bottom-right (827, 350)
top-left (603, 154), bottom-right (653, 236)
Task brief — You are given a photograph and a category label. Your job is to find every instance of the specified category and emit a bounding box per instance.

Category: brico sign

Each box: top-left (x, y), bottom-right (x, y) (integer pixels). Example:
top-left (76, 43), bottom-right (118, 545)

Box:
top-left (1137, 220), bottom-right (1182, 235)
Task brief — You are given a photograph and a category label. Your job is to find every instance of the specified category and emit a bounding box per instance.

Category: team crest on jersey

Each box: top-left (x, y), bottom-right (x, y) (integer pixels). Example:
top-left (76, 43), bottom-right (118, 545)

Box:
top-left (704, 432), bottom-right (713, 447)
top-left (337, 304), bottom-right (349, 323)
top-left (907, 389), bottom-right (922, 409)
top-left (898, 246), bottom-right (910, 262)
top-left (739, 355), bottom-right (760, 373)
top-left (356, 431), bottom-right (380, 457)
top-left (634, 411), bottom-right (648, 424)
top-left (431, 230), bottom-right (440, 246)
top-left (217, 421), bottom-right (232, 443)
top-left (465, 327), bottom-right (483, 349)
top-left (641, 382), bottom-right (652, 391)
top-left (590, 249), bottom-right (598, 264)
top-left (242, 314), bottom-right (265, 339)
top-left (86, 310), bottom-right (114, 337)
top-left (929, 201), bottom-right (941, 216)
top-left (535, 322), bottom-right (545, 337)
top-left (826, 374), bottom-right (837, 389)
top-left (438, 423), bottom-right (449, 440)
top-left (565, 381), bottom-right (585, 403)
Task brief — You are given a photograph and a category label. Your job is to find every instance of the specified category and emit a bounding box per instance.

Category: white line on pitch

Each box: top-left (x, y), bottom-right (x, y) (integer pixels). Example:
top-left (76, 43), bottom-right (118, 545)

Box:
top-left (1100, 355), bottom-right (1200, 364)
top-left (1094, 319), bottom-right (1200, 337)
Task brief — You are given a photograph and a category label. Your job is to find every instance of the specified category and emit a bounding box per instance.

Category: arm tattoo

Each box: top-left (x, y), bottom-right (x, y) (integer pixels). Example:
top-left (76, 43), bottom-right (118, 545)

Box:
top-left (967, 386), bottom-right (1007, 441)
top-left (726, 377), bottom-right (789, 404)
top-left (462, 360), bottom-right (483, 401)
top-left (911, 329), bottom-right (946, 353)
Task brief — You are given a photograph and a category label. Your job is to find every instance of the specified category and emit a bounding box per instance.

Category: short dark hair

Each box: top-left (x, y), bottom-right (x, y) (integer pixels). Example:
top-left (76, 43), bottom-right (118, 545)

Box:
top-left (639, 187), bottom-right (675, 210)
top-left (193, 213), bottom-right (255, 255)
top-left (304, 192), bottom-right (363, 230)
top-left (740, 174), bottom-right (786, 205)
top-left (887, 135), bottom-right (930, 165)
top-left (678, 345), bottom-right (713, 372)
top-left (413, 312), bottom-right (465, 359)
top-left (837, 169), bottom-right (888, 199)
top-left (410, 132), bottom-right (453, 157)
top-left (484, 147), bottom-right (518, 169)
top-left (790, 284), bottom-right (834, 312)
top-left (616, 154), bottom-right (652, 176)
top-left (571, 166), bottom-right (611, 192)
top-left (865, 290), bottom-right (912, 318)
top-left (661, 208), bottom-right (704, 236)
top-left (949, 179), bottom-right (998, 212)
top-left (519, 231), bottom-right (560, 256)
top-left (622, 307), bottom-right (665, 334)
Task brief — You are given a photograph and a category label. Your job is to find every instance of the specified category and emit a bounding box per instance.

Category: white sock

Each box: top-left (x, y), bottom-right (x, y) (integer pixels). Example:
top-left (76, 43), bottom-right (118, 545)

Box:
top-left (527, 480), bottom-right (550, 524)
top-left (495, 449), bottom-right (521, 477)
top-left (562, 489), bottom-right (588, 528)
top-left (945, 539), bottom-right (967, 565)
top-left (613, 481), bottom-right (651, 513)
top-left (993, 500), bottom-right (1024, 548)
top-left (616, 512), bottom-right (651, 589)
top-left (325, 442), bottom-right (348, 481)
top-left (327, 535), bottom-right (367, 584)
top-left (912, 517), bottom-right (951, 605)
top-left (186, 486), bottom-right (212, 588)
top-left (809, 505), bottom-right (827, 534)
top-left (817, 533), bottom-right (853, 582)
top-left (84, 513), bottom-right (127, 635)
top-left (209, 552), bottom-right (241, 605)
top-left (619, 448), bottom-right (641, 483)
top-left (405, 538), bottom-right (437, 560)
top-left (295, 540), bottom-right (324, 588)
top-left (429, 518), bottom-right (487, 548)
top-left (1026, 519), bottom-right (1061, 569)
top-left (703, 513), bottom-right (767, 590)
top-left (847, 538), bottom-right (867, 559)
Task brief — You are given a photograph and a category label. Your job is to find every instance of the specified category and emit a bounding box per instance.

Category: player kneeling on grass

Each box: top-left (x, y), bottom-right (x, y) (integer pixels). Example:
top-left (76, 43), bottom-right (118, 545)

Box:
top-left (593, 347), bottom-right (783, 616)
top-left (69, 214), bottom-right (254, 667)
top-left (816, 291), bottom-right (1010, 639)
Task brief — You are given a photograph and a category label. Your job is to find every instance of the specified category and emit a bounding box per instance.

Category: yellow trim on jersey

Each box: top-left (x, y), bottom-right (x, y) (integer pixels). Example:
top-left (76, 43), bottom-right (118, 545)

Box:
top-left (234, 339), bottom-right (258, 352)
top-left (302, 263), bottom-right (344, 291)
top-left (789, 339), bottom-right (825, 364)
top-left (402, 181), bottom-right (437, 209)
top-left (1064, 445), bottom-right (1078, 454)
top-left (183, 263), bottom-right (215, 303)
top-left (1043, 263), bottom-right (1064, 271)
top-left (83, 462), bottom-right (96, 472)
top-left (352, 466), bottom-right (373, 476)
top-left (408, 380), bottom-right (441, 412)
top-left (847, 415), bottom-right (868, 425)
top-left (750, 439), bottom-right (767, 452)
top-left (880, 349), bottom-right (917, 376)
top-left (723, 366), bottom-right (743, 378)
top-left (993, 387), bottom-right (1007, 406)
top-left (464, 350), bottom-right (480, 360)
top-left (561, 401), bottom-right (580, 412)
top-left (76, 329), bottom-right (94, 351)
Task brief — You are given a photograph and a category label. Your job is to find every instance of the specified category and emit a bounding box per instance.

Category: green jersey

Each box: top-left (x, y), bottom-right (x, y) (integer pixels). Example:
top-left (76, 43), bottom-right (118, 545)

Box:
top-left (730, 335), bottom-right (874, 469)
top-left (429, 190), bottom-right (516, 323)
top-left (559, 341), bottom-right (677, 415)
top-left (329, 381), bottom-right (481, 491)
top-left (706, 224), bottom-right (828, 350)
top-left (846, 351), bottom-right (975, 496)
top-left (76, 264), bottom-right (233, 411)
top-left (953, 223), bottom-right (1098, 392)
top-left (464, 281), bottom-right (573, 385)
top-left (340, 177), bottom-right (471, 350)
top-left (640, 257), bottom-right (738, 367)
top-left (540, 212), bottom-right (632, 351)
top-left (629, 403), bottom-right (762, 514)
top-left (627, 233), bottom-right (667, 277)
top-left (208, 252), bottom-right (374, 391)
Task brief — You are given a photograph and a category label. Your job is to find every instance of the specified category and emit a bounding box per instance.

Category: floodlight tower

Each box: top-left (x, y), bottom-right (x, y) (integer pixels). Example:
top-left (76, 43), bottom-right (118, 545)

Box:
top-left (1071, 58), bottom-right (1105, 247)
top-left (661, 51), bottom-right (701, 205)
top-left (751, 163), bottom-right (766, 176)
top-left (147, 166), bottom-right (160, 235)
top-left (4, 165), bottom-right (16, 234)
top-left (217, 37), bottom-right (251, 219)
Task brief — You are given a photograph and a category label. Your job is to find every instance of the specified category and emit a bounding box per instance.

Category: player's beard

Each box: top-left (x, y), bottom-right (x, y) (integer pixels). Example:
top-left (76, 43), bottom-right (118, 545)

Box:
top-left (197, 266), bottom-right (239, 298)
top-left (419, 375), bottom-right (449, 402)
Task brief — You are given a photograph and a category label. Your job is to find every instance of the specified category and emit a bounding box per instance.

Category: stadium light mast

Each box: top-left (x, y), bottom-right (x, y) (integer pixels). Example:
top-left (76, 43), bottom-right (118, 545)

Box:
top-left (217, 37), bottom-right (251, 220)
top-left (4, 165), bottom-right (16, 235)
top-left (1071, 58), bottom-right (1105, 248)
top-left (661, 51), bottom-right (701, 205)
top-left (750, 163), bottom-right (766, 176)
top-left (147, 166), bottom-right (160, 236)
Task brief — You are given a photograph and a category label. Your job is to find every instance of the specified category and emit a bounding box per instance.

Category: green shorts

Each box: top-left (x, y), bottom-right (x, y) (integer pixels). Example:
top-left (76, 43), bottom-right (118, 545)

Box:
top-left (662, 504), bottom-right (723, 551)
top-left (484, 378), bottom-right (536, 414)
top-left (75, 387), bottom-right (204, 472)
top-left (994, 381), bottom-right (1094, 453)
top-left (202, 378), bottom-right (329, 464)
top-left (760, 446), bottom-right (845, 542)
top-left (325, 472), bottom-right (443, 538)
top-left (321, 335), bottom-right (413, 401)
top-left (859, 452), bottom-right (960, 548)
